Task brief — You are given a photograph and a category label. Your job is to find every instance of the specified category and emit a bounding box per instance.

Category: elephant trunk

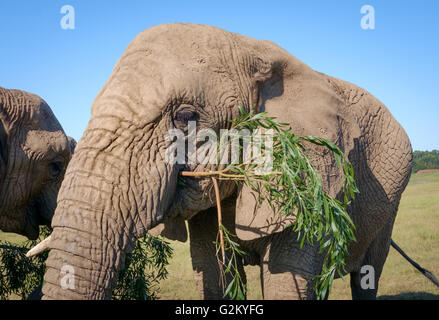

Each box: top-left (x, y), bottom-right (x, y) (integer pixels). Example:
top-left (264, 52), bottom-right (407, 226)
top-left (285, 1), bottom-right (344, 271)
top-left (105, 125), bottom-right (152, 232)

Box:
top-left (41, 168), bottom-right (133, 299)
top-left (43, 227), bottom-right (122, 299)
top-left (41, 124), bottom-right (177, 299)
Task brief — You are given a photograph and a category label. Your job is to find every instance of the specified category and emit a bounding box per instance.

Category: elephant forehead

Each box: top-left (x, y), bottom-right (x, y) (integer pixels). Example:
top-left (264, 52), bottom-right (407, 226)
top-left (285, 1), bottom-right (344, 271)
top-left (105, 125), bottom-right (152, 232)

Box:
top-left (124, 23), bottom-right (275, 79)
top-left (92, 57), bottom-right (210, 123)
top-left (27, 102), bottom-right (63, 131)
top-left (1, 88), bottom-right (58, 124)
top-left (129, 23), bottom-right (233, 56)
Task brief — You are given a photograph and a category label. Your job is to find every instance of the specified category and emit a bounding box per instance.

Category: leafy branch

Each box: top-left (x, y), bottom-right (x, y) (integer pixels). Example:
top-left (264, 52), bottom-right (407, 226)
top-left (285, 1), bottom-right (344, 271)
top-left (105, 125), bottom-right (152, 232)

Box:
top-left (0, 227), bottom-right (51, 300)
top-left (112, 234), bottom-right (173, 300)
top-left (182, 108), bottom-right (358, 300)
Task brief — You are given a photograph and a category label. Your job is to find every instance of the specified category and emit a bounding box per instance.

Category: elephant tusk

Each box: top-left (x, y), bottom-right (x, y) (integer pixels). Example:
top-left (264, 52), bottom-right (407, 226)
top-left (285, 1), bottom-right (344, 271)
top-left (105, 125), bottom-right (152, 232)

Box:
top-left (26, 235), bottom-right (52, 258)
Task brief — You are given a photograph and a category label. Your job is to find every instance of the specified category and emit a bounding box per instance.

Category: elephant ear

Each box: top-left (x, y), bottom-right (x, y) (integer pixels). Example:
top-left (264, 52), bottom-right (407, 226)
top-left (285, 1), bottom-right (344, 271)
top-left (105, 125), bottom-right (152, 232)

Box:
top-left (235, 60), bottom-right (361, 241)
top-left (148, 215), bottom-right (188, 242)
top-left (67, 136), bottom-right (77, 156)
top-left (235, 184), bottom-right (295, 240)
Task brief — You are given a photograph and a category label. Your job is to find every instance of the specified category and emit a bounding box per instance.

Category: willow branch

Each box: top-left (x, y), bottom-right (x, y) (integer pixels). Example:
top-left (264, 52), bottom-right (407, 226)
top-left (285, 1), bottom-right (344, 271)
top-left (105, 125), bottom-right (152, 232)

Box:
top-left (211, 177), bottom-right (225, 264)
top-left (180, 169), bottom-right (227, 177)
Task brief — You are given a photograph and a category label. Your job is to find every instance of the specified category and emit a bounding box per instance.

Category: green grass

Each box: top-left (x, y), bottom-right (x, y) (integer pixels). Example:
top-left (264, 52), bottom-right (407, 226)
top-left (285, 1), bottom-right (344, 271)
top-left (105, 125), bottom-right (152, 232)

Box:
top-left (329, 172), bottom-right (439, 300)
top-left (1, 172), bottom-right (438, 299)
top-left (0, 232), bottom-right (27, 245)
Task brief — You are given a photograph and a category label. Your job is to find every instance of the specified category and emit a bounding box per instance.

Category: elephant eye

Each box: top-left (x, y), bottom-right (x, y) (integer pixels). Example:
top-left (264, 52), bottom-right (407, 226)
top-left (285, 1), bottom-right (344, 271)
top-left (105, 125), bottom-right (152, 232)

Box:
top-left (48, 161), bottom-right (63, 179)
top-left (173, 106), bottom-right (199, 128)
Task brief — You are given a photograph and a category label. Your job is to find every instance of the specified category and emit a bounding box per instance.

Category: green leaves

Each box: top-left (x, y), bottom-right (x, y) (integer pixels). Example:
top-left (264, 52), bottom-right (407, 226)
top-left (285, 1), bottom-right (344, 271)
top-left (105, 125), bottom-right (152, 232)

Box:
top-left (216, 108), bottom-right (358, 300)
top-left (216, 225), bottom-right (246, 300)
top-left (0, 226), bottom-right (51, 300)
top-left (112, 234), bottom-right (173, 300)
top-left (0, 228), bottom-right (173, 300)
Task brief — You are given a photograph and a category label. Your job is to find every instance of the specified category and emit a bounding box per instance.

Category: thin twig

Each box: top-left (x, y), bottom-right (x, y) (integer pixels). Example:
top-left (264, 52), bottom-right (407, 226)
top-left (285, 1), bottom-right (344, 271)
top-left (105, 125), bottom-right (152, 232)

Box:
top-left (211, 177), bottom-right (225, 264)
top-left (179, 169), bottom-right (227, 177)
top-left (180, 169), bottom-right (282, 178)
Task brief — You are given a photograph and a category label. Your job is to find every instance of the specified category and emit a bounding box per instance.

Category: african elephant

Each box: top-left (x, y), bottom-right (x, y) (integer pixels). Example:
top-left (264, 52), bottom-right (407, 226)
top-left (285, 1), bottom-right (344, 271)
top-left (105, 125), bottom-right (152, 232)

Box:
top-left (0, 87), bottom-right (75, 239)
top-left (41, 23), bottom-right (412, 300)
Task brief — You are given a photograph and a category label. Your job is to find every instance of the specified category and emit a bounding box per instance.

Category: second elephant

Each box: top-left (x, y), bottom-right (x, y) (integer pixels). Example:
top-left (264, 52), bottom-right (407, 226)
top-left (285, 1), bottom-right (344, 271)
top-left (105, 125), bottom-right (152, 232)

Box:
top-left (0, 87), bottom-right (75, 239)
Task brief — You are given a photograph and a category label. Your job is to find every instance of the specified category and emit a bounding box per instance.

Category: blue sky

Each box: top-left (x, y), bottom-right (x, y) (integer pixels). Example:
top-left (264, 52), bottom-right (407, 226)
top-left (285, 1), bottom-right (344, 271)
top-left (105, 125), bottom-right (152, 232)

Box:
top-left (0, 0), bottom-right (437, 150)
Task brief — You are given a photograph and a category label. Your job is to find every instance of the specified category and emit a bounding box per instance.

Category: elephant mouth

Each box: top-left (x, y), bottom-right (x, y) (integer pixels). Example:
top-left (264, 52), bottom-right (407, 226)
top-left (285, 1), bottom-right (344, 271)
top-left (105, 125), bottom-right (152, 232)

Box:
top-left (161, 165), bottom-right (213, 220)
top-left (171, 164), bottom-right (237, 220)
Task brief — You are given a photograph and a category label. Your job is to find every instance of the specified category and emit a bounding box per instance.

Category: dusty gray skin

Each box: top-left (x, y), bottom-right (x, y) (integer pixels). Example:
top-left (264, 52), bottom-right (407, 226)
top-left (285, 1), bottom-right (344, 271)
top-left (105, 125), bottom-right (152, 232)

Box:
top-left (42, 23), bottom-right (412, 300)
top-left (0, 87), bottom-right (75, 239)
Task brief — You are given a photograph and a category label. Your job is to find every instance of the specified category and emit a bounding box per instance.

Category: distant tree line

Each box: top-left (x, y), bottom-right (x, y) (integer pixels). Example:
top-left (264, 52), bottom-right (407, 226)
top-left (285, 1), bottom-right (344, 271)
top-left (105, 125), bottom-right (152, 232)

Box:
top-left (413, 150), bottom-right (439, 173)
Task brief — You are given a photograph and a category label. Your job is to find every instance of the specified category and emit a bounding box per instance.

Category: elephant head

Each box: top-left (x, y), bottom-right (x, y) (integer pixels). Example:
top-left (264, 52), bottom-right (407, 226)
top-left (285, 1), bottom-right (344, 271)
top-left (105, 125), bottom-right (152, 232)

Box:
top-left (42, 23), bottom-right (363, 299)
top-left (0, 87), bottom-right (75, 239)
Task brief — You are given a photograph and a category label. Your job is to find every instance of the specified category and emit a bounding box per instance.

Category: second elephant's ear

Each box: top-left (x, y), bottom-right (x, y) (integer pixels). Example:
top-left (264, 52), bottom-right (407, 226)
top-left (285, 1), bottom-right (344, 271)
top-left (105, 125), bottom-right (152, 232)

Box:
top-left (67, 136), bottom-right (77, 156)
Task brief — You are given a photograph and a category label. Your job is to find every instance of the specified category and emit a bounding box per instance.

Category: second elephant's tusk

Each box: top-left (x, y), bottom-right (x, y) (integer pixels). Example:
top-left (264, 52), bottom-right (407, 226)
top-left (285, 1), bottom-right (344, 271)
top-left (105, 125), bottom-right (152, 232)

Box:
top-left (26, 235), bottom-right (52, 258)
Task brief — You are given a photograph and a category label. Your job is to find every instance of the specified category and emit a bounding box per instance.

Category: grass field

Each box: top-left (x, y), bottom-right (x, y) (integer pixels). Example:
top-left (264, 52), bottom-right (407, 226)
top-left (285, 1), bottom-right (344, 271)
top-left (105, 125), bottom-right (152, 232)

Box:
top-left (1, 172), bottom-right (438, 300)
top-left (158, 172), bottom-right (439, 300)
